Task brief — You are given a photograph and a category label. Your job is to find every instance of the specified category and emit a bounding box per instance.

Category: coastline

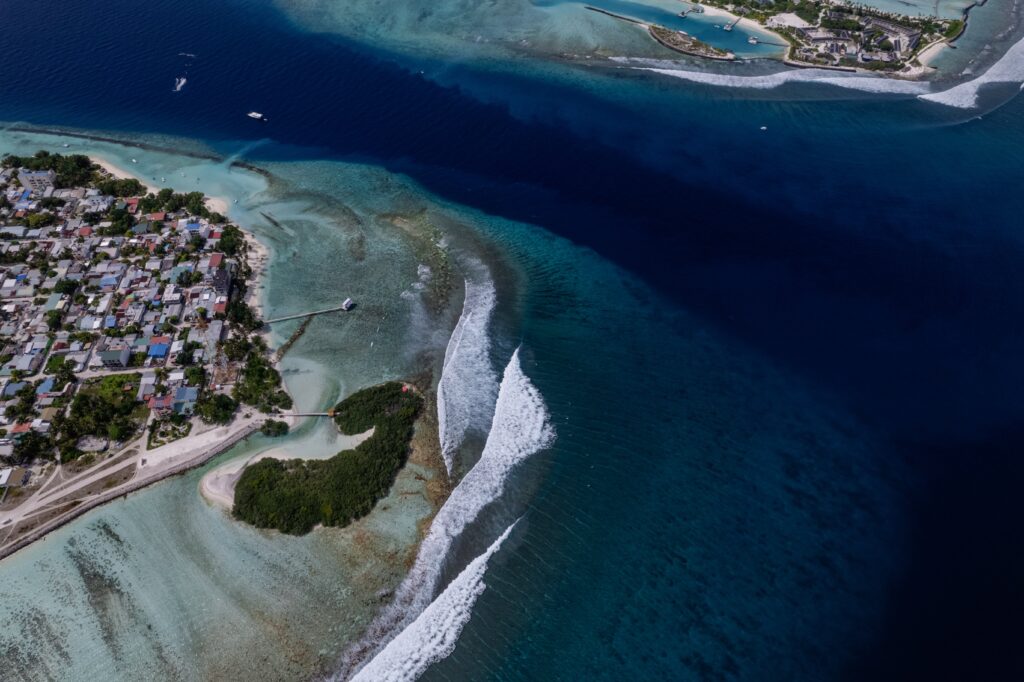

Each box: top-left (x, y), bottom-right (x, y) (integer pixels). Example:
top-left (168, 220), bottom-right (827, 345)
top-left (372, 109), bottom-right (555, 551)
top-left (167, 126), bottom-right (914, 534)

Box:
top-left (0, 420), bottom-right (259, 562)
top-left (87, 153), bottom-right (273, 322)
top-left (0, 151), bottom-right (280, 561)
top-left (92, 155), bottom-right (160, 194)
top-left (199, 427), bottom-right (376, 510)
top-left (695, 4), bottom-right (790, 47)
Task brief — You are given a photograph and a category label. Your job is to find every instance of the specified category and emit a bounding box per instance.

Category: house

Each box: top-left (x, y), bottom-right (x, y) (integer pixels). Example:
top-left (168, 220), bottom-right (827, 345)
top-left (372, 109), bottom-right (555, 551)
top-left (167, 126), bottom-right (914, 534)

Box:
top-left (0, 466), bottom-right (29, 488)
top-left (17, 169), bottom-right (56, 193)
top-left (137, 376), bottom-right (157, 402)
top-left (173, 387), bottom-right (199, 415)
top-left (148, 393), bottom-right (174, 416)
top-left (211, 269), bottom-right (231, 296)
top-left (99, 348), bottom-right (131, 368)
top-left (2, 382), bottom-right (27, 398)
top-left (147, 343), bottom-right (169, 360)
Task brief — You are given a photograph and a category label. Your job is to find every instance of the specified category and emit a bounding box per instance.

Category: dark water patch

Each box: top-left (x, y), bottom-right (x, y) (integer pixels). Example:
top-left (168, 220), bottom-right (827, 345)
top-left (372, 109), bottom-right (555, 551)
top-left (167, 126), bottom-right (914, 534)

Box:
top-left (846, 423), bottom-right (1024, 682)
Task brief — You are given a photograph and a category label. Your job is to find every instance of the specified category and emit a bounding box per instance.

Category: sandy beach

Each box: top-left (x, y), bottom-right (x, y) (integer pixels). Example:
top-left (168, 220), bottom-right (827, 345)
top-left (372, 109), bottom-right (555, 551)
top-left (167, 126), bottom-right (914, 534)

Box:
top-left (92, 155), bottom-right (160, 194)
top-left (697, 4), bottom-right (787, 43)
top-left (245, 232), bottom-right (271, 312)
top-left (87, 154), bottom-right (271, 313)
top-left (916, 40), bottom-right (949, 67)
top-left (199, 427), bottom-right (376, 509)
top-left (205, 195), bottom-right (230, 215)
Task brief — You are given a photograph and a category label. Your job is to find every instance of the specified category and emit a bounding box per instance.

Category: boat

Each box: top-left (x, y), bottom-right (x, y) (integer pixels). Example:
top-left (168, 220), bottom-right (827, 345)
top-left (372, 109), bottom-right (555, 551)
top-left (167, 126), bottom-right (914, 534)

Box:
top-left (247, 111), bottom-right (267, 122)
top-left (174, 77), bottom-right (187, 92)
top-left (342, 297), bottom-right (355, 311)
top-left (131, 158), bottom-right (137, 164)
top-left (760, 126), bottom-right (768, 131)
top-left (748, 36), bottom-right (759, 45)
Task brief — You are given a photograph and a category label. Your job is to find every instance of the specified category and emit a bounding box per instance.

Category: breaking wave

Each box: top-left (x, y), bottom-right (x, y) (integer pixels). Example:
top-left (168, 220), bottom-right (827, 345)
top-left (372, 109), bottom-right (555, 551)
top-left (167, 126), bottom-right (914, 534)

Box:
top-left (436, 274), bottom-right (499, 475)
top-left (337, 347), bottom-right (555, 679)
top-left (634, 64), bottom-right (930, 95)
top-left (620, 33), bottom-right (1024, 109)
top-left (918, 35), bottom-right (1024, 108)
top-left (350, 521), bottom-right (518, 682)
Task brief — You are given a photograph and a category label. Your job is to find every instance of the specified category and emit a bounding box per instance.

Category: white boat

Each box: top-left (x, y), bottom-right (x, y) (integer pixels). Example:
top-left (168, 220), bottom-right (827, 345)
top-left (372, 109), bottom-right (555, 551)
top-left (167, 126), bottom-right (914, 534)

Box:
top-left (760, 126), bottom-right (768, 131)
top-left (342, 297), bottom-right (355, 311)
top-left (247, 111), bottom-right (267, 121)
top-left (174, 77), bottom-right (187, 92)
top-left (131, 158), bottom-right (137, 163)
top-left (748, 36), bottom-right (759, 45)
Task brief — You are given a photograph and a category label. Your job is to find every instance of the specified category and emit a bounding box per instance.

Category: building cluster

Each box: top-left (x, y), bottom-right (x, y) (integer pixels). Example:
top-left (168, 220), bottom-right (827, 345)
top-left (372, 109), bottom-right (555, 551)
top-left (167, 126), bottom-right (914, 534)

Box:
top-left (0, 163), bottom-right (246, 461)
top-left (785, 12), bottom-right (922, 64)
top-left (713, 0), bottom-right (955, 70)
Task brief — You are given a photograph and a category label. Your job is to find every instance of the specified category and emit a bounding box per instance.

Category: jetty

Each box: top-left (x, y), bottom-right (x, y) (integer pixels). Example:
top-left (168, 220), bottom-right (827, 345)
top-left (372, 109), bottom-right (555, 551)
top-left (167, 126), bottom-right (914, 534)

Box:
top-left (264, 303), bottom-right (353, 324)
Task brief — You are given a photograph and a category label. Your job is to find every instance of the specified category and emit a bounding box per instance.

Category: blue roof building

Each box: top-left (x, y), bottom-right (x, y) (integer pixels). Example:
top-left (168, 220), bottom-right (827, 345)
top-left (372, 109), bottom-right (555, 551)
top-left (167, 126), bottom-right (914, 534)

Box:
top-left (148, 343), bottom-right (169, 358)
top-left (2, 382), bottom-right (27, 398)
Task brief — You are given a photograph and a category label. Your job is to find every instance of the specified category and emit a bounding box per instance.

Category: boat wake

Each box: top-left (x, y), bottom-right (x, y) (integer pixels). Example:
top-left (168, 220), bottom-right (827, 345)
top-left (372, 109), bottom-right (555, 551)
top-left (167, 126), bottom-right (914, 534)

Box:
top-left (436, 274), bottom-right (499, 475)
top-left (350, 521), bottom-right (519, 682)
top-left (336, 347), bottom-right (554, 680)
top-left (173, 77), bottom-right (187, 92)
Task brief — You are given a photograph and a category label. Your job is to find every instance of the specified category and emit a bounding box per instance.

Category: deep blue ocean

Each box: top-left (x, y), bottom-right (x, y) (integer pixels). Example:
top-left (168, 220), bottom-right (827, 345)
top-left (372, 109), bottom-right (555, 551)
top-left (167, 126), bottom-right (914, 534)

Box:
top-left (2, 0), bottom-right (1023, 679)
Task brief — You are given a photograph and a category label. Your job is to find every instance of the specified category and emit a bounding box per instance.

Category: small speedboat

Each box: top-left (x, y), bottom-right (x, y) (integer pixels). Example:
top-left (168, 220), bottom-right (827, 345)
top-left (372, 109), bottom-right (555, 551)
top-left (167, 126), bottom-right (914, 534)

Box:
top-left (748, 36), bottom-right (759, 45)
top-left (247, 111), bottom-right (267, 122)
top-left (342, 297), bottom-right (355, 311)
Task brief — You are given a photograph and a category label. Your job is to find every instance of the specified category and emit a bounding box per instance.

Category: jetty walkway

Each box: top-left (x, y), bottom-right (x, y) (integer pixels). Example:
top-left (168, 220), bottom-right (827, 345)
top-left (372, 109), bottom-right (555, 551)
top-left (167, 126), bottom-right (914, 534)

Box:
top-left (264, 304), bottom-right (352, 324)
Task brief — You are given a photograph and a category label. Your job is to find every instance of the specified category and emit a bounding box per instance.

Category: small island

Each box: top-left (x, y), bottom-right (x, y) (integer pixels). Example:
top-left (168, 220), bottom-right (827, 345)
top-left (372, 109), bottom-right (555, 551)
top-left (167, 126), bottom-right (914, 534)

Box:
top-left (694, 0), bottom-right (965, 73)
top-left (649, 24), bottom-right (736, 61)
top-left (232, 382), bottom-right (423, 535)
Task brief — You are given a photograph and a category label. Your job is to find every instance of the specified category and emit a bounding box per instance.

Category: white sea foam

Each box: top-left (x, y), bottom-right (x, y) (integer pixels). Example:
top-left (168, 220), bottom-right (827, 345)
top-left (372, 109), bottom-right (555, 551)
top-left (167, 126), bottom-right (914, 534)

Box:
top-left (350, 521), bottom-right (518, 682)
top-left (918, 35), bottom-right (1024, 108)
top-left (636, 64), bottom-right (931, 95)
top-left (336, 347), bottom-right (554, 679)
top-left (436, 274), bottom-right (499, 475)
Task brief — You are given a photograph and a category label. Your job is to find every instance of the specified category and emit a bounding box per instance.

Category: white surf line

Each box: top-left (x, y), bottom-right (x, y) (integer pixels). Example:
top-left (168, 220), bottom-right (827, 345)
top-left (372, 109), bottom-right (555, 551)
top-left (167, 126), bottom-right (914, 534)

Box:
top-left (918, 34), bottom-right (1024, 107)
top-left (634, 63), bottom-right (930, 95)
top-left (436, 272), bottom-right (499, 475)
top-left (615, 31), bottom-right (1024, 109)
top-left (351, 521), bottom-right (519, 682)
top-left (336, 346), bottom-right (554, 679)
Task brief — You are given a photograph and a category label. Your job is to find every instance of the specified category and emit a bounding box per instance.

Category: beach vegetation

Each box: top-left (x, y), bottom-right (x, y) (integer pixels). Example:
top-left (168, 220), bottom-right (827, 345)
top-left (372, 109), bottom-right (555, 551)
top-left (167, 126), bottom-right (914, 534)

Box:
top-left (1, 151), bottom-right (95, 188)
top-left (232, 351), bottom-right (291, 412)
top-left (195, 392), bottom-right (238, 425)
top-left (233, 382), bottom-right (422, 534)
top-left (260, 419), bottom-right (289, 437)
top-left (96, 177), bottom-right (145, 197)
